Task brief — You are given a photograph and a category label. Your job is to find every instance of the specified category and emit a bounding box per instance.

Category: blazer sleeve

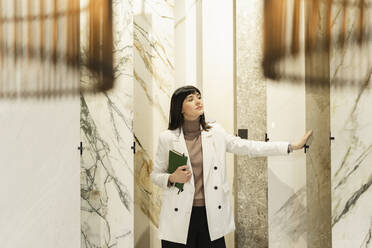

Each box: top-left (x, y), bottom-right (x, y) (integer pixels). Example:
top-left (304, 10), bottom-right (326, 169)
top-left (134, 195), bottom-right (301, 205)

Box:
top-left (212, 123), bottom-right (290, 157)
top-left (150, 132), bottom-right (171, 190)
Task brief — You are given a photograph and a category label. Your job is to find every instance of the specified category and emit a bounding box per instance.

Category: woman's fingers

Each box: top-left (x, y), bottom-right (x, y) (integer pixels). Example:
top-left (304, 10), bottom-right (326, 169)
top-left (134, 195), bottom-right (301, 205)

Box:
top-left (185, 172), bottom-right (192, 181)
top-left (172, 166), bottom-right (192, 183)
top-left (302, 131), bottom-right (309, 140)
top-left (293, 130), bottom-right (313, 150)
top-left (178, 165), bottom-right (188, 171)
top-left (175, 166), bottom-right (192, 182)
top-left (302, 130), bottom-right (312, 140)
top-left (304, 130), bottom-right (313, 143)
top-left (300, 130), bottom-right (313, 147)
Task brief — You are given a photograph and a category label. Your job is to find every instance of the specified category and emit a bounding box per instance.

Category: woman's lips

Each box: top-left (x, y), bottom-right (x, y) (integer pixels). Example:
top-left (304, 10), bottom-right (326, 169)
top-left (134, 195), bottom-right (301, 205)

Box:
top-left (196, 106), bottom-right (202, 110)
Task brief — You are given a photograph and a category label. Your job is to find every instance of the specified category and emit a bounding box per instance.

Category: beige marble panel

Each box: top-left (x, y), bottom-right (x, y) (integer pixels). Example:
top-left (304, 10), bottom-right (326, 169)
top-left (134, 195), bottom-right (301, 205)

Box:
top-left (303, 2), bottom-right (333, 247)
top-left (133, 1), bottom-right (175, 247)
top-left (305, 6), bottom-right (332, 247)
top-left (305, 79), bottom-right (332, 248)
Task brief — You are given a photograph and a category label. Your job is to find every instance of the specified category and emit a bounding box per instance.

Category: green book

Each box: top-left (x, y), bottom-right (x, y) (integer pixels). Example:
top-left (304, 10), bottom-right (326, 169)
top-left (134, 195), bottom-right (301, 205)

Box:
top-left (168, 149), bottom-right (188, 193)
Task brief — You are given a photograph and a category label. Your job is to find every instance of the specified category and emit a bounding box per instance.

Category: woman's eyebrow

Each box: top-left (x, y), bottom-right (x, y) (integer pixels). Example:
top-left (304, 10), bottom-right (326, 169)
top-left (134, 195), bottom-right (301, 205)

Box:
top-left (187, 93), bottom-right (200, 98)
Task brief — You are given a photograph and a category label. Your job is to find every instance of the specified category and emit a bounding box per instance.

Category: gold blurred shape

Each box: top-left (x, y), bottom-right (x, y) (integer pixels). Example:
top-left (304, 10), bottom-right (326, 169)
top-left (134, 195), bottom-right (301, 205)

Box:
top-left (0, 0), bottom-right (114, 99)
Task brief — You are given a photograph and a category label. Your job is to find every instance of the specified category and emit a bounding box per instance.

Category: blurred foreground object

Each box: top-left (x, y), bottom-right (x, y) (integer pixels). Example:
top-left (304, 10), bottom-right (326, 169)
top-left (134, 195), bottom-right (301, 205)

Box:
top-left (263, 0), bottom-right (371, 85)
top-left (0, 0), bottom-right (113, 99)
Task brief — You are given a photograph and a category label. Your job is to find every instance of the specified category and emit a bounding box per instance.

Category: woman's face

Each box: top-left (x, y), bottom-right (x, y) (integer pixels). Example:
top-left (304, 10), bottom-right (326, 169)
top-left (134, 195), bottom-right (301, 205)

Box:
top-left (182, 92), bottom-right (204, 121)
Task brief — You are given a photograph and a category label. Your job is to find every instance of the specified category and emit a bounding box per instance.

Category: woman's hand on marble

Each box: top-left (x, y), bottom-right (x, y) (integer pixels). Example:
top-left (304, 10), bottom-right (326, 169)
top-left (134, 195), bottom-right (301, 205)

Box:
top-left (292, 130), bottom-right (313, 150)
top-left (169, 165), bottom-right (192, 184)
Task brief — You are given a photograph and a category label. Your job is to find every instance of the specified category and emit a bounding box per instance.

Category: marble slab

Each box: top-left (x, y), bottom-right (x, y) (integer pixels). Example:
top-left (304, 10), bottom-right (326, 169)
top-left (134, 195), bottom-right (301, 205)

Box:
top-left (0, 99), bottom-right (80, 248)
top-left (133, 0), bottom-right (175, 247)
top-left (267, 81), bottom-right (307, 248)
top-left (80, 0), bottom-right (134, 247)
top-left (330, 4), bottom-right (372, 248)
top-left (236, 0), bottom-right (268, 246)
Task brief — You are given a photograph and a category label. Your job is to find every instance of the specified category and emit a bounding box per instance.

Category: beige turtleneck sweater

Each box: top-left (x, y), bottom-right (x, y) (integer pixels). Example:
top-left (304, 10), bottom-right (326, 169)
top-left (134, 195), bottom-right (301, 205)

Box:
top-left (182, 119), bottom-right (205, 206)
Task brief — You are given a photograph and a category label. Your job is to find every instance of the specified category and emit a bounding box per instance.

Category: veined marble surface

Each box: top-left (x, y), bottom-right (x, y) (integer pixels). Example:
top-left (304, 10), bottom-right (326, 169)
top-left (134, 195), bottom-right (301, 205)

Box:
top-left (80, 1), bottom-right (134, 247)
top-left (269, 187), bottom-right (307, 248)
top-left (133, 0), bottom-right (175, 234)
top-left (134, 0), bottom-right (174, 124)
top-left (330, 4), bottom-right (372, 248)
top-left (264, 0), bottom-right (307, 246)
top-left (267, 78), bottom-right (307, 248)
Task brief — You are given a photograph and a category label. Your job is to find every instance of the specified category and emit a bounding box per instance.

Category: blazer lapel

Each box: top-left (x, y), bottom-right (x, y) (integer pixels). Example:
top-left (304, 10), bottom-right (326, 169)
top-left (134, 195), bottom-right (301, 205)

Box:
top-left (172, 128), bottom-right (194, 188)
top-left (201, 129), bottom-right (214, 185)
top-left (171, 127), bottom-right (216, 190)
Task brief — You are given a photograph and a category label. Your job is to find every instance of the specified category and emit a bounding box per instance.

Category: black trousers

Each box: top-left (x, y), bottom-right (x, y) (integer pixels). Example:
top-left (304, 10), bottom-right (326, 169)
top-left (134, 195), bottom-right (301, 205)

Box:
top-left (161, 206), bottom-right (226, 248)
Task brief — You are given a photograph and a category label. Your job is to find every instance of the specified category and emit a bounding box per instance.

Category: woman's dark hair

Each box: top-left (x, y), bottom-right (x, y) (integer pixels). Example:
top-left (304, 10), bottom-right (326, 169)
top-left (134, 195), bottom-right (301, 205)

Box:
top-left (168, 85), bottom-right (211, 131)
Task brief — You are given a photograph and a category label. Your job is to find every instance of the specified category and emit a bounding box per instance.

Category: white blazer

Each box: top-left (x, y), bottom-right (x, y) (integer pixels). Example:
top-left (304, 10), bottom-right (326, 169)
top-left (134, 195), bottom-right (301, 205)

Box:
top-left (150, 122), bottom-right (289, 244)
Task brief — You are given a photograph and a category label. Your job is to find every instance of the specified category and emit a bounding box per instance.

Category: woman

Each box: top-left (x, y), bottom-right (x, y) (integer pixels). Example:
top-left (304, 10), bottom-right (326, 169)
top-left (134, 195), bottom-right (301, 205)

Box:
top-left (150, 85), bottom-right (312, 247)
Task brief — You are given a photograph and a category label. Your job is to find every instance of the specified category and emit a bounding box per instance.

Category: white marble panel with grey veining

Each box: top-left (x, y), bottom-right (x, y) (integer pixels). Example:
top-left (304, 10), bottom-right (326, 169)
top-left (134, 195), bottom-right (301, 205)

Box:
top-left (80, 1), bottom-right (134, 247)
top-left (330, 4), bottom-right (372, 248)
top-left (267, 82), bottom-right (308, 248)
top-left (269, 187), bottom-right (307, 248)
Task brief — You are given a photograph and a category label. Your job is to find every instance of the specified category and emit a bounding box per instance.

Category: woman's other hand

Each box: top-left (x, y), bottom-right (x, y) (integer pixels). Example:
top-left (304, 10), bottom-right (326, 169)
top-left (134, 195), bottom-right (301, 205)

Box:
top-left (169, 165), bottom-right (192, 183)
top-left (292, 130), bottom-right (313, 150)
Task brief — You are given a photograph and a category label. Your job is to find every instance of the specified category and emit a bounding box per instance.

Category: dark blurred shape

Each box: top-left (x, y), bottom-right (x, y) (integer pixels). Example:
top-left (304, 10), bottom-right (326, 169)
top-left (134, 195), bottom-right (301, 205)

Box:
top-left (263, 0), bottom-right (371, 86)
top-left (0, 0), bottom-right (114, 99)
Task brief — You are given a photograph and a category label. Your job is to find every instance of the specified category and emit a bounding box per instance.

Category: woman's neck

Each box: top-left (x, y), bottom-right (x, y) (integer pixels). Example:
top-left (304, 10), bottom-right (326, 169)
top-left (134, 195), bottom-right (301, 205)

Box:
top-left (182, 118), bottom-right (201, 134)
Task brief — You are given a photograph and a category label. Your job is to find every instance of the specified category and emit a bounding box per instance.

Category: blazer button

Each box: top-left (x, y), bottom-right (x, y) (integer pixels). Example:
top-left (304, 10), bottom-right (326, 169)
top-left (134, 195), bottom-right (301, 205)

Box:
top-left (218, 205), bottom-right (221, 209)
top-left (214, 186), bottom-right (218, 190)
top-left (174, 208), bottom-right (178, 212)
top-left (214, 166), bottom-right (218, 170)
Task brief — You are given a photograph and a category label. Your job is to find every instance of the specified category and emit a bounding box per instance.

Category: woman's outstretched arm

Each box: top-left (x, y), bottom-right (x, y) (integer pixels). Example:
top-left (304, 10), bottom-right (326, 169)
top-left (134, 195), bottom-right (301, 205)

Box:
top-left (212, 123), bottom-right (312, 157)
